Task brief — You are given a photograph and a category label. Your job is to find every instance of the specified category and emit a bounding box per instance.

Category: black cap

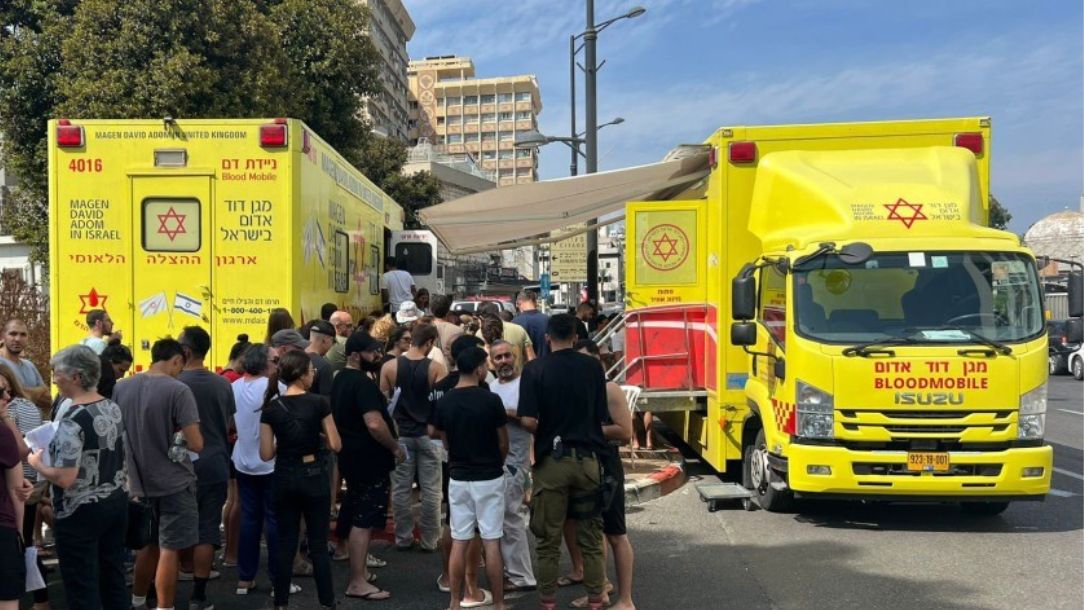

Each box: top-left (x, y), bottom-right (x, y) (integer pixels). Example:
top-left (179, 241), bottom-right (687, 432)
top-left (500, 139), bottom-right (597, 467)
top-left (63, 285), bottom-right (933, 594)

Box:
top-left (309, 320), bottom-right (336, 338)
top-left (345, 331), bottom-right (383, 356)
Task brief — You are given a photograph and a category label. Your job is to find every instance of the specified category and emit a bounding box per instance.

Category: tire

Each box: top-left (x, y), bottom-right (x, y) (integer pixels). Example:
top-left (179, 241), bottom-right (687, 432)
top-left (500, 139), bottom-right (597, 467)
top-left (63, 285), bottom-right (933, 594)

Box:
top-left (1073, 356), bottom-right (1083, 381)
top-left (960, 501), bottom-right (1010, 516)
top-left (1049, 353), bottom-right (1066, 375)
top-left (743, 427), bottom-right (794, 512)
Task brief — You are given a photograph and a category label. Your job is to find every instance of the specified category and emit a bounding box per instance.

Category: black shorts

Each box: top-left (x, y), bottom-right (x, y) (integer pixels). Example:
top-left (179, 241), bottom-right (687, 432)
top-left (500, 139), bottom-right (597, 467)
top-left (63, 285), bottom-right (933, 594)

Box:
top-left (196, 481), bottom-right (228, 547)
top-left (348, 477), bottom-right (391, 531)
top-left (598, 449), bottom-right (627, 536)
top-left (0, 527), bottom-right (26, 601)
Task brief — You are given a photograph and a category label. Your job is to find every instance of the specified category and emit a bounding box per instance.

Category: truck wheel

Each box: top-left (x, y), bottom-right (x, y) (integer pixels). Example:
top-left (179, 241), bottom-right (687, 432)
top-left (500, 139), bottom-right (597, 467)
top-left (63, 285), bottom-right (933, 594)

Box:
top-left (744, 428), bottom-right (794, 512)
top-left (1049, 353), bottom-right (1066, 375)
top-left (960, 501), bottom-right (1010, 516)
top-left (1073, 356), bottom-right (1083, 381)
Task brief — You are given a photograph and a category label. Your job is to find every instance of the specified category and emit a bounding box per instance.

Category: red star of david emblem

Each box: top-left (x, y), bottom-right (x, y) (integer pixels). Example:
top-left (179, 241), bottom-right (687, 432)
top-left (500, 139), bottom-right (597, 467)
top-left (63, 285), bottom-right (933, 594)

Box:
top-left (157, 207), bottom-right (188, 241)
top-left (78, 287), bottom-right (107, 314)
top-left (651, 232), bottom-right (680, 261)
top-left (884, 198), bottom-right (928, 229)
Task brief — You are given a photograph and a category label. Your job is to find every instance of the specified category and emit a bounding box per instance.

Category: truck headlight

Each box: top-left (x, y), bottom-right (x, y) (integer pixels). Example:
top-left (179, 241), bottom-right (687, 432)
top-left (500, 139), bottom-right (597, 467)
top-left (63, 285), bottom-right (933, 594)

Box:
top-left (796, 380), bottom-right (834, 439)
top-left (1018, 383), bottom-right (1047, 440)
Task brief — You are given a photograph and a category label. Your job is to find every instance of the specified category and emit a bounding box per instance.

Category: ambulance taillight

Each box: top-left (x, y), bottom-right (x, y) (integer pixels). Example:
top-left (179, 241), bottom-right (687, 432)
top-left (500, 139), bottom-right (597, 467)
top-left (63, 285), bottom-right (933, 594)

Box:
top-left (56, 119), bottom-right (84, 148)
top-left (260, 118), bottom-right (288, 148)
top-left (729, 141), bottom-right (757, 164)
top-left (954, 132), bottom-right (984, 155)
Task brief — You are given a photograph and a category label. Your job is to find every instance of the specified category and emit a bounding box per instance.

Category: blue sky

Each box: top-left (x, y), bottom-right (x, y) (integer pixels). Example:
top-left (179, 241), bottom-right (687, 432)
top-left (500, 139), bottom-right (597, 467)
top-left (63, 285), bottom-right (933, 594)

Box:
top-left (404, 0), bottom-right (1083, 232)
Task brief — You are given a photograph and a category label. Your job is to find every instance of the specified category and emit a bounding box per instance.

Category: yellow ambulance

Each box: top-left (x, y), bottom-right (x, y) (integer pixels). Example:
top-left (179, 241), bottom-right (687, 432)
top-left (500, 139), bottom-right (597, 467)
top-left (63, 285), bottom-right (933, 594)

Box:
top-left (48, 118), bottom-right (402, 370)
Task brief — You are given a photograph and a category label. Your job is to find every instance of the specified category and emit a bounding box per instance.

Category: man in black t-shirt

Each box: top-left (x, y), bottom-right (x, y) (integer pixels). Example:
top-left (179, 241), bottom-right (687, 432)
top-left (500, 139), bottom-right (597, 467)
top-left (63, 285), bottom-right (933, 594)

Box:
top-left (433, 347), bottom-right (508, 610)
top-left (518, 313), bottom-right (609, 608)
top-left (332, 332), bottom-right (404, 602)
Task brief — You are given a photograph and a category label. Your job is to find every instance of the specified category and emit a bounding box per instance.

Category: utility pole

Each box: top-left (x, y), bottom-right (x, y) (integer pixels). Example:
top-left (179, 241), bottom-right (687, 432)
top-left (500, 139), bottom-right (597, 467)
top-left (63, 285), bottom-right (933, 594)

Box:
top-left (583, 0), bottom-right (599, 304)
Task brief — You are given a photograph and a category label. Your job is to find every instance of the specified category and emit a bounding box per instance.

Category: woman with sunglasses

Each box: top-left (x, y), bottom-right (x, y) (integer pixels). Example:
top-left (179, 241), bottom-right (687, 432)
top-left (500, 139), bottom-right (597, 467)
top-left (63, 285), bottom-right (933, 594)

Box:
top-left (260, 351), bottom-right (341, 609)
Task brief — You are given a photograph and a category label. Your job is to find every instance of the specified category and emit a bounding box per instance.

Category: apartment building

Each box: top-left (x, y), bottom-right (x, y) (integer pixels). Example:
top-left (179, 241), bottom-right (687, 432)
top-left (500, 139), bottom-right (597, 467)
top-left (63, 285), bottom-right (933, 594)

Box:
top-left (360, 0), bottom-right (415, 142)
top-left (408, 55), bottom-right (542, 187)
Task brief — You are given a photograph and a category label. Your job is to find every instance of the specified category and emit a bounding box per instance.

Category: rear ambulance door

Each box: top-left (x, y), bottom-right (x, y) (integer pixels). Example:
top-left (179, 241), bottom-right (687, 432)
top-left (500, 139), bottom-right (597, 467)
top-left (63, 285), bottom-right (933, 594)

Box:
top-left (130, 175), bottom-right (213, 367)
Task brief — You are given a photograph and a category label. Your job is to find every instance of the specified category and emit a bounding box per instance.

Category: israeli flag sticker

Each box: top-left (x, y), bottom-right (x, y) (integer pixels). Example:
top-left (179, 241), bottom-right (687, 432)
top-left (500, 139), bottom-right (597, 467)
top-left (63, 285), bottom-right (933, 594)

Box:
top-left (174, 292), bottom-right (203, 318)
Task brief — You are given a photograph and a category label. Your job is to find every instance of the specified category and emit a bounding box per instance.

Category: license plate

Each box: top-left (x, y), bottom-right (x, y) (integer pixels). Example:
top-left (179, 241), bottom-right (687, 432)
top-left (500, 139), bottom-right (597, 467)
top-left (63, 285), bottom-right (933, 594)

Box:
top-left (907, 452), bottom-right (950, 472)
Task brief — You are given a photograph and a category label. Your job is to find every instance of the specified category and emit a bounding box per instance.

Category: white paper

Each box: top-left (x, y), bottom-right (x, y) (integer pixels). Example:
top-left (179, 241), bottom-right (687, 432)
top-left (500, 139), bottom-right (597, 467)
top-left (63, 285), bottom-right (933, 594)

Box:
top-left (25, 546), bottom-right (46, 591)
top-left (25, 422), bottom-right (57, 453)
top-left (920, 330), bottom-right (971, 341)
top-left (386, 387), bottom-right (401, 417)
top-left (908, 252), bottom-right (926, 267)
top-left (187, 451), bottom-right (200, 462)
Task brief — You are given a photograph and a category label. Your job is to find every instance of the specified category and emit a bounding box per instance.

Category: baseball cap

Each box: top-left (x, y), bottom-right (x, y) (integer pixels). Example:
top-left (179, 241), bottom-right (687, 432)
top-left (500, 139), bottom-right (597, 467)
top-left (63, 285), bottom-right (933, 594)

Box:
top-left (271, 329), bottom-right (309, 350)
top-left (345, 331), bottom-right (383, 356)
top-left (308, 319), bottom-right (336, 338)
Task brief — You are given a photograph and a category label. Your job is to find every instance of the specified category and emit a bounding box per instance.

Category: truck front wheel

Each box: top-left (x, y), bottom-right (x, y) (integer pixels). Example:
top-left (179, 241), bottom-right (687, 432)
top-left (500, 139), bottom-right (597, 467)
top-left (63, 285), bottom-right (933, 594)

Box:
top-left (960, 501), bottom-right (1010, 516)
top-left (744, 428), bottom-right (794, 512)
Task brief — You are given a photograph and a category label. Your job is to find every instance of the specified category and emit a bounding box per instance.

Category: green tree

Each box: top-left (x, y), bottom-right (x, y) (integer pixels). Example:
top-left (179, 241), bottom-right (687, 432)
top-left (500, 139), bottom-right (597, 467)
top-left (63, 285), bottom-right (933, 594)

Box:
top-left (387, 171), bottom-right (444, 228)
top-left (989, 195), bottom-right (1012, 230)
top-left (0, 0), bottom-right (442, 262)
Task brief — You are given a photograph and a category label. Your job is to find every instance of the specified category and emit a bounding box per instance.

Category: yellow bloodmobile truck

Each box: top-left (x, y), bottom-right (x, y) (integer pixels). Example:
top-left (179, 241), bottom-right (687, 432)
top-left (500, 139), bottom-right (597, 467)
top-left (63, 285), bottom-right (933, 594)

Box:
top-left (623, 117), bottom-right (1056, 514)
top-left (48, 118), bottom-right (402, 371)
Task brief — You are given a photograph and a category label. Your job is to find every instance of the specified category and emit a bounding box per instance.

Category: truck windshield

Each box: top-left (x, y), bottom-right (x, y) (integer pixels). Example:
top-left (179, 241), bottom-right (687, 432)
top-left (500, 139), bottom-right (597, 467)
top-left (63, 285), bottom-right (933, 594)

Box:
top-left (792, 251), bottom-right (1043, 344)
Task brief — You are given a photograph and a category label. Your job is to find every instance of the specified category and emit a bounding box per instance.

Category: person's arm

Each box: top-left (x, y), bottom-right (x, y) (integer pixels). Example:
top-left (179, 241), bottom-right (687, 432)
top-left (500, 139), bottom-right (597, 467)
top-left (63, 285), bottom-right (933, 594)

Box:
top-left (497, 424), bottom-right (509, 461)
top-left (524, 343), bottom-right (537, 362)
top-left (429, 360), bottom-right (448, 387)
top-left (321, 414), bottom-right (341, 453)
top-left (181, 422), bottom-right (204, 453)
top-left (259, 422), bottom-right (276, 461)
top-left (177, 387), bottom-right (204, 452)
top-left (363, 411), bottom-right (405, 462)
top-left (379, 360), bottom-right (395, 398)
top-left (28, 449), bottom-right (79, 489)
top-left (516, 362), bottom-right (540, 434)
top-left (5, 466), bottom-right (29, 527)
top-left (603, 382), bottom-right (633, 443)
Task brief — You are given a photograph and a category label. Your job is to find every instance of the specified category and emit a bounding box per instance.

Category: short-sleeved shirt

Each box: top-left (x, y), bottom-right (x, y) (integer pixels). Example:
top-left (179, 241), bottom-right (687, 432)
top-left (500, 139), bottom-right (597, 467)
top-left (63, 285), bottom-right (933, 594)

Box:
top-left (178, 368), bottom-right (237, 485)
top-left (260, 393), bottom-right (331, 466)
top-left (0, 355), bottom-right (43, 389)
top-left (48, 399), bottom-right (127, 520)
top-left (80, 336), bottom-right (108, 355)
top-left (489, 377), bottom-right (531, 471)
top-left (434, 386), bottom-right (507, 482)
top-left (308, 352), bottom-right (336, 397)
top-left (9, 397), bottom-right (42, 480)
top-left (0, 425), bottom-right (20, 530)
top-left (113, 374), bottom-right (200, 497)
top-left (517, 349), bottom-right (609, 462)
top-left (512, 310), bottom-right (550, 358)
top-left (381, 269), bottom-right (415, 309)
top-left (232, 376), bottom-right (284, 476)
top-left (332, 368), bottom-right (396, 484)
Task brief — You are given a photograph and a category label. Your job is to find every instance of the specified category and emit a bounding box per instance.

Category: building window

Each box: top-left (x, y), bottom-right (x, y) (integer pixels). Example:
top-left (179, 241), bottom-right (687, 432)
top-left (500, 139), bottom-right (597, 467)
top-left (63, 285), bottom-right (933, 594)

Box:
top-left (464, 114), bottom-right (479, 124)
top-left (515, 92), bottom-right (532, 102)
top-left (516, 148), bottom-right (532, 158)
top-left (435, 135), bottom-right (445, 144)
top-left (464, 133), bottom-right (479, 142)
top-left (498, 111), bottom-right (514, 121)
top-left (482, 151), bottom-right (497, 160)
top-left (436, 116), bottom-right (445, 124)
top-left (480, 113), bottom-right (496, 123)
top-left (499, 169), bottom-right (514, 177)
top-left (481, 94), bottom-right (495, 104)
top-left (498, 150), bottom-right (513, 159)
top-left (447, 134), bottom-right (462, 144)
top-left (499, 132), bottom-right (514, 141)
top-left (516, 111), bottom-right (532, 120)
top-left (481, 132), bottom-right (496, 141)
top-left (498, 92), bottom-right (514, 103)
top-left (464, 95), bottom-right (479, 104)
top-left (444, 96), bottom-right (461, 105)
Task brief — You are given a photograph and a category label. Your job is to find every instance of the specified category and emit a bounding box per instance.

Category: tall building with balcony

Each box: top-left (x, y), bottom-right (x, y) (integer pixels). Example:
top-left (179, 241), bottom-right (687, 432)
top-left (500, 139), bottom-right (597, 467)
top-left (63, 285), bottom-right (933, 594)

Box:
top-left (360, 0), bottom-right (415, 142)
top-left (408, 56), bottom-right (542, 187)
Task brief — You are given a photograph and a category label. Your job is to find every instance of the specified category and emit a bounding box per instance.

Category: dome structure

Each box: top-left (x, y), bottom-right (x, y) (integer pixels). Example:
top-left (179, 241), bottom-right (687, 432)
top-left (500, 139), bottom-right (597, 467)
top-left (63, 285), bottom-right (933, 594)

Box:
top-left (1024, 209), bottom-right (1084, 265)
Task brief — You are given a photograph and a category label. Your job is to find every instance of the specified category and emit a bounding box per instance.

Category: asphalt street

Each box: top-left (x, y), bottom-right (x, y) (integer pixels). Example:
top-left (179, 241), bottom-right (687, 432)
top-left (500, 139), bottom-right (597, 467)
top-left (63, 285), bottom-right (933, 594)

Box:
top-left (33, 377), bottom-right (1082, 609)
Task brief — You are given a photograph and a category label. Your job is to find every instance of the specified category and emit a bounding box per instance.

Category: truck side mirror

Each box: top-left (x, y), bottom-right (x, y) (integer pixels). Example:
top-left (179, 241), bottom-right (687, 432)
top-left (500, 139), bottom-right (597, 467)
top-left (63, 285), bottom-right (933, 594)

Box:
top-left (731, 321), bottom-right (757, 346)
top-left (774, 358), bottom-right (786, 381)
top-left (1068, 318), bottom-right (1084, 344)
top-left (1069, 271), bottom-right (1083, 318)
top-left (732, 276), bottom-right (756, 320)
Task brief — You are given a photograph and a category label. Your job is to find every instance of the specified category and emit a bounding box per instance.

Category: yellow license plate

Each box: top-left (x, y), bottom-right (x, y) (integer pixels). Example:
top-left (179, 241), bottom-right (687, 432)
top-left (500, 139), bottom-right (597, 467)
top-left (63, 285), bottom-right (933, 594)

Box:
top-left (907, 452), bottom-right (950, 472)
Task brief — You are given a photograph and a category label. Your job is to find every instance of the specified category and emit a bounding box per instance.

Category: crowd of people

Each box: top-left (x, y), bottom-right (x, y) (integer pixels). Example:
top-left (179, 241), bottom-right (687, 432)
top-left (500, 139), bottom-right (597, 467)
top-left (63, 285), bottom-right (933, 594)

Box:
top-left (0, 266), bottom-right (643, 610)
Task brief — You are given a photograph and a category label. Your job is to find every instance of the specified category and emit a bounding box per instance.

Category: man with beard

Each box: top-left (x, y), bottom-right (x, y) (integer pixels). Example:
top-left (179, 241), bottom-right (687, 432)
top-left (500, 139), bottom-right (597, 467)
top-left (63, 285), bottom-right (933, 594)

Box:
top-left (487, 340), bottom-right (537, 595)
top-left (332, 332), bottom-right (405, 602)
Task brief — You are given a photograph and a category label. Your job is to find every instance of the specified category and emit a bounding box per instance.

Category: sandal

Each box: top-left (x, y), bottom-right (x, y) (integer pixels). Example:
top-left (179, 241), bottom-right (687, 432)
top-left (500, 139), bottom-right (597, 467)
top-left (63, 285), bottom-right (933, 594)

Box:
top-left (557, 575), bottom-right (584, 587)
top-left (367, 553), bottom-right (387, 568)
top-left (460, 588), bottom-right (493, 608)
top-left (345, 587), bottom-right (391, 601)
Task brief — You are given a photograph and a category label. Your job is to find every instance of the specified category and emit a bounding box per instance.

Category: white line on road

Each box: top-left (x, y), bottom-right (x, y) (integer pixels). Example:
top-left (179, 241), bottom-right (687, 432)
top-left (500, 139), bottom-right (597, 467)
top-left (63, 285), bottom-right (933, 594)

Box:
top-left (1049, 489), bottom-right (1078, 497)
top-left (1053, 467), bottom-right (1084, 481)
top-left (1057, 409), bottom-right (1084, 416)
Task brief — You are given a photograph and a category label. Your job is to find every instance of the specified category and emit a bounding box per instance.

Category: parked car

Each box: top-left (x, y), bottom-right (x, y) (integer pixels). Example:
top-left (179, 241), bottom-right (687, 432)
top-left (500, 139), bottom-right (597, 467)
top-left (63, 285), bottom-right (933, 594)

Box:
top-left (451, 298), bottom-right (515, 315)
top-left (1048, 320), bottom-right (1081, 375)
top-left (1069, 344), bottom-right (1084, 381)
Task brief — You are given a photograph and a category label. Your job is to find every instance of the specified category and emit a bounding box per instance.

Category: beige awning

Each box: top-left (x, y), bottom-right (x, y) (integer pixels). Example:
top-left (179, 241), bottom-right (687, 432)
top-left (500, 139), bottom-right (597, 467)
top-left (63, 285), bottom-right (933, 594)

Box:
top-left (418, 146), bottom-right (711, 254)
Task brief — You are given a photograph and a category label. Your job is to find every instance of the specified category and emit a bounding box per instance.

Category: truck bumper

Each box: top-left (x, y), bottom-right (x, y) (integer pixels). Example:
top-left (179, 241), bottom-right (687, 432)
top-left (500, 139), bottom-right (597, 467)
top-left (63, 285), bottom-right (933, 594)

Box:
top-left (786, 444), bottom-right (1052, 499)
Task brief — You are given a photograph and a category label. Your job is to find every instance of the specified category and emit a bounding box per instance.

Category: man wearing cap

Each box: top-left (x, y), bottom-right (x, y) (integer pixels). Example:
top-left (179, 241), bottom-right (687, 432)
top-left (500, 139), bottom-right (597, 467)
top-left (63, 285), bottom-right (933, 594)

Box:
top-left (304, 320), bottom-right (337, 397)
top-left (270, 328), bottom-right (309, 356)
top-left (333, 332), bottom-right (405, 602)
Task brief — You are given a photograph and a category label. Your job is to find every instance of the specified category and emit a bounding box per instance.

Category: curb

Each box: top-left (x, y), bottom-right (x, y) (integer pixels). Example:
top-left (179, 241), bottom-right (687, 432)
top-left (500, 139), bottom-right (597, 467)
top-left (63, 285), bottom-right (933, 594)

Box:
top-left (624, 460), bottom-right (686, 506)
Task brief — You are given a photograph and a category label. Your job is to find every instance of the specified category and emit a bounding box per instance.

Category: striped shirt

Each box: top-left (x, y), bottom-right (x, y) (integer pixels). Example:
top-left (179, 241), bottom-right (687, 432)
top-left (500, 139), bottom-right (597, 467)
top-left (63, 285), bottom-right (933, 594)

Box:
top-left (9, 397), bottom-right (43, 480)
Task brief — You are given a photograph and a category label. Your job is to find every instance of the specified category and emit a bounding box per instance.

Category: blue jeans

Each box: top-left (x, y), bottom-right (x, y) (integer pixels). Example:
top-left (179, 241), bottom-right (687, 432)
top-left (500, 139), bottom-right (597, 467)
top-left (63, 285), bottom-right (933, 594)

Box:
top-left (236, 472), bottom-right (279, 583)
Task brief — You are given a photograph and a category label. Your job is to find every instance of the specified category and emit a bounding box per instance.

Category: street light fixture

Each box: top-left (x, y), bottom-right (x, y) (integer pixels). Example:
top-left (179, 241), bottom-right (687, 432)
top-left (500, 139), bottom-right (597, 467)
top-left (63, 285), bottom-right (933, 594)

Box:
top-left (513, 117), bottom-right (625, 155)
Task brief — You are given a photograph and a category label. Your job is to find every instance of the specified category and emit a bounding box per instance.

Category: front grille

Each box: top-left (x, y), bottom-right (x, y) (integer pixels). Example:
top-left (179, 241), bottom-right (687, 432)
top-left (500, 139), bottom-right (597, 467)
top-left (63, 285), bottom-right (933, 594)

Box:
top-left (839, 410), bottom-right (1012, 420)
top-left (852, 463), bottom-right (1003, 477)
top-left (838, 408), bottom-right (1015, 440)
